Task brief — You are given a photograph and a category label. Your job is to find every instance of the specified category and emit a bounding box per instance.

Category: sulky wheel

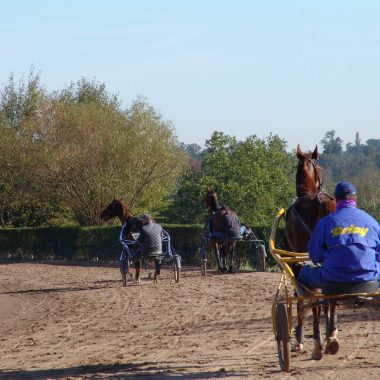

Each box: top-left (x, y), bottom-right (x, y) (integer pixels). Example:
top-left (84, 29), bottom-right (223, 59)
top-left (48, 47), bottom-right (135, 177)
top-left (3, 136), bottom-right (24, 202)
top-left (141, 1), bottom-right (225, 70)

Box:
top-left (172, 256), bottom-right (181, 283)
top-left (275, 303), bottom-right (291, 372)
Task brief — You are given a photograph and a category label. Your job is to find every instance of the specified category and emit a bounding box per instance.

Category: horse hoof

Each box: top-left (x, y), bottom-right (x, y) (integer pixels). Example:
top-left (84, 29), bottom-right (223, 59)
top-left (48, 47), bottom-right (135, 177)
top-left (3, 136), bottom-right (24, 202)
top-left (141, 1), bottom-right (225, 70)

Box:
top-left (311, 340), bottom-right (323, 360)
top-left (228, 267), bottom-right (234, 273)
top-left (134, 279), bottom-right (141, 284)
top-left (325, 337), bottom-right (339, 355)
top-left (222, 267), bottom-right (228, 273)
top-left (291, 342), bottom-right (304, 353)
top-left (311, 350), bottom-right (323, 360)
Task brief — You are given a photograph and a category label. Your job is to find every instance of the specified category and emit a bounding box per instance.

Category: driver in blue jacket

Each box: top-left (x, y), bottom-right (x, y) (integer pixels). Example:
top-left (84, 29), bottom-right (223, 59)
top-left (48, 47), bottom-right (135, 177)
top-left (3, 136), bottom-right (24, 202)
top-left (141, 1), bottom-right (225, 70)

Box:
top-left (298, 182), bottom-right (380, 290)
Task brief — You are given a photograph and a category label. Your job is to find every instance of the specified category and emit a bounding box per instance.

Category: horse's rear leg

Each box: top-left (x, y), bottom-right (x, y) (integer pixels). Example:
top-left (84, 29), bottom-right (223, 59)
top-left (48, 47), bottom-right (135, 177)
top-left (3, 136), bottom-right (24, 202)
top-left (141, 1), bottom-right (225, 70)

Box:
top-left (311, 305), bottom-right (323, 360)
top-left (323, 302), bottom-right (330, 339)
top-left (219, 243), bottom-right (228, 272)
top-left (134, 260), bottom-right (141, 283)
top-left (214, 244), bottom-right (222, 271)
top-left (325, 300), bottom-right (339, 355)
top-left (227, 242), bottom-right (235, 273)
top-left (153, 258), bottom-right (162, 283)
top-left (292, 300), bottom-right (305, 352)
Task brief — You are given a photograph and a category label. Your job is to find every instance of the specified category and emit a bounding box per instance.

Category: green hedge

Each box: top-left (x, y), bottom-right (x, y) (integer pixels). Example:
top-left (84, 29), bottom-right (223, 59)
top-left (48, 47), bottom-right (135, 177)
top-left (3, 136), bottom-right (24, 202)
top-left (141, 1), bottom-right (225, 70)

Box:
top-left (0, 224), bottom-right (276, 267)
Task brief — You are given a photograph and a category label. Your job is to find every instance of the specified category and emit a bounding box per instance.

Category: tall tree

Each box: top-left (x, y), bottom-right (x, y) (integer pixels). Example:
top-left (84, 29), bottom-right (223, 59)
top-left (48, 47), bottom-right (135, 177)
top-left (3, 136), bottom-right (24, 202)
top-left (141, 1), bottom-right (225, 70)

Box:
top-left (0, 68), bottom-right (44, 130)
top-left (0, 69), bottom-right (53, 226)
top-left (0, 74), bottom-right (187, 226)
top-left (166, 132), bottom-right (296, 226)
top-left (29, 93), bottom-right (187, 225)
top-left (320, 130), bottom-right (343, 154)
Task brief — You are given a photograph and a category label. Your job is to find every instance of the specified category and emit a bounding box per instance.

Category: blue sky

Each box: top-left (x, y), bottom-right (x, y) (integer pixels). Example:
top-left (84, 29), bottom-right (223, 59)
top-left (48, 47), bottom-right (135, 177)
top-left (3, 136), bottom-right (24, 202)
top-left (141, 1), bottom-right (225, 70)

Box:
top-left (1, 0), bottom-right (379, 151)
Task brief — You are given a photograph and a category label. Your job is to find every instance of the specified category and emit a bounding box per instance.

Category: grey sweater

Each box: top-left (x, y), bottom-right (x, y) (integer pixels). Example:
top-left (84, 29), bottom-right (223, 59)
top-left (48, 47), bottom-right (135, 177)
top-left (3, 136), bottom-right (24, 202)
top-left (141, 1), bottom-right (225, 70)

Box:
top-left (137, 222), bottom-right (163, 256)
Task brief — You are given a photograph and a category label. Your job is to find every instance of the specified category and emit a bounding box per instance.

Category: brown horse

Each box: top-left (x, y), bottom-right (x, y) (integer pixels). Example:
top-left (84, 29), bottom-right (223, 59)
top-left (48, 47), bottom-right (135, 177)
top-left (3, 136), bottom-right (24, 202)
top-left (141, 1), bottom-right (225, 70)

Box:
top-left (285, 145), bottom-right (336, 253)
top-left (285, 145), bottom-right (336, 360)
top-left (100, 199), bottom-right (159, 285)
top-left (203, 189), bottom-right (240, 273)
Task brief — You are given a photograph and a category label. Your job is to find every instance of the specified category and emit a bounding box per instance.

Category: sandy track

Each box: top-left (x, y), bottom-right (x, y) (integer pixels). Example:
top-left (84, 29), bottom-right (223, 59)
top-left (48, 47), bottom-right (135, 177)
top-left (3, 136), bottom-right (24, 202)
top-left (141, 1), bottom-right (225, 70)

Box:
top-left (1, 263), bottom-right (380, 379)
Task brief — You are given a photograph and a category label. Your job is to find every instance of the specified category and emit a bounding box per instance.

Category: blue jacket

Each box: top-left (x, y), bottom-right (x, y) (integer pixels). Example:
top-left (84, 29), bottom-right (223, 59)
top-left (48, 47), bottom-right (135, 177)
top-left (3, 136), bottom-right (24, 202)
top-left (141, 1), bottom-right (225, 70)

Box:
top-left (308, 204), bottom-right (380, 283)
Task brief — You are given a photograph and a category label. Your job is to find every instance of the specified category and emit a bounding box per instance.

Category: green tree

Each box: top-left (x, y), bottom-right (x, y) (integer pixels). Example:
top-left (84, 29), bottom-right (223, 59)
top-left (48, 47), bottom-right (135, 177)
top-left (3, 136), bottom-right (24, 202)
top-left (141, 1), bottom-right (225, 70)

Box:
top-left (163, 168), bottom-right (204, 224)
top-left (0, 73), bottom-right (187, 226)
top-left (201, 132), bottom-right (295, 225)
top-left (55, 77), bottom-right (120, 109)
top-left (179, 142), bottom-right (203, 160)
top-left (320, 130), bottom-right (343, 154)
top-left (28, 91), bottom-right (187, 225)
top-left (0, 68), bottom-right (44, 130)
top-left (0, 69), bottom-right (53, 226)
top-left (166, 132), bottom-right (296, 226)
top-left (352, 166), bottom-right (380, 220)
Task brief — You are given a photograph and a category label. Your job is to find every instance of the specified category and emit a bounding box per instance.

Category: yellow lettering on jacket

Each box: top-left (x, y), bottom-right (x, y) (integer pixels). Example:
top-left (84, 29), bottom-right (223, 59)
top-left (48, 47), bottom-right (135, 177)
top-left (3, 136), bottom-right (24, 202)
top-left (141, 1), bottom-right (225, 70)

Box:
top-left (331, 225), bottom-right (369, 238)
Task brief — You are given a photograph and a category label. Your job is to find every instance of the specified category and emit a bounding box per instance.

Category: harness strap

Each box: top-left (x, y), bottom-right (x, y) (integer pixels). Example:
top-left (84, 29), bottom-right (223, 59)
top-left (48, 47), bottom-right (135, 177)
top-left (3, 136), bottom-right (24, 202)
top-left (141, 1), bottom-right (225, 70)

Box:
top-left (288, 204), bottom-right (313, 237)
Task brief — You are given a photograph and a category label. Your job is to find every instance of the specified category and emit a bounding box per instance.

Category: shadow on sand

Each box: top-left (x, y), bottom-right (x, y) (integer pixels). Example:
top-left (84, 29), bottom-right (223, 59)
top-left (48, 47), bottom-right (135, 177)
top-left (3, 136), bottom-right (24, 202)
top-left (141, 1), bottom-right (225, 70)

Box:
top-left (0, 362), bottom-right (249, 379)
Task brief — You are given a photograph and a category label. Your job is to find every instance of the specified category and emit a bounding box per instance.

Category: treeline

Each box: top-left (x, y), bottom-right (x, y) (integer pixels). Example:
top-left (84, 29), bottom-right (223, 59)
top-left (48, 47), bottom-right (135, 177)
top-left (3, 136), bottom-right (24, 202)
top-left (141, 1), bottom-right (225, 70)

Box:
top-left (165, 132), bottom-right (296, 227)
top-left (319, 130), bottom-right (380, 220)
top-left (0, 69), bottom-right (187, 227)
top-left (1, 69), bottom-right (379, 229)
top-left (171, 130), bottom-right (380, 227)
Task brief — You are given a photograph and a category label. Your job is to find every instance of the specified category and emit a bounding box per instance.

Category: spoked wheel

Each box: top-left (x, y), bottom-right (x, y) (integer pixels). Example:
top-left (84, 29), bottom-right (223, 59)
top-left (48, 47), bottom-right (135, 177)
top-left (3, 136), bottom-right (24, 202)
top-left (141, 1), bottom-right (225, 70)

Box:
top-left (200, 259), bottom-right (207, 276)
top-left (172, 256), bottom-right (181, 283)
top-left (276, 303), bottom-right (291, 372)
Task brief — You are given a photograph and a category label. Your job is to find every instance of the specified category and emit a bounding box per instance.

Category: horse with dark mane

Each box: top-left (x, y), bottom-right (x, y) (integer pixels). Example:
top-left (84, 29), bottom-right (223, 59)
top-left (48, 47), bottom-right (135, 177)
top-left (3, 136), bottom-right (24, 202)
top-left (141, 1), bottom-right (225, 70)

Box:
top-left (100, 199), bottom-right (157, 285)
top-left (203, 189), bottom-right (241, 273)
top-left (285, 145), bottom-right (336, 360)
top-left (285, 144), bottom-right (336, 253)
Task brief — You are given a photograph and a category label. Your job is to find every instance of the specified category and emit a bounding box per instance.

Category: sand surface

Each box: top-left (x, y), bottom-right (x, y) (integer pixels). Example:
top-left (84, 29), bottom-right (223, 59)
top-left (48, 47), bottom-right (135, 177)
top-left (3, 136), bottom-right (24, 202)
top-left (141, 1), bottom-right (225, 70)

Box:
top-left (1, 262), bottom-right (380, 379)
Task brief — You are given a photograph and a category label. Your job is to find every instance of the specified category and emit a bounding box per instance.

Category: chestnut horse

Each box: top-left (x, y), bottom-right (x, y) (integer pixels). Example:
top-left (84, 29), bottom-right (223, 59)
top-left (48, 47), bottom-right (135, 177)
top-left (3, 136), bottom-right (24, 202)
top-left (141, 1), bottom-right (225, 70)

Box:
top-left (100, 199), bottom-right (159, 284)
top-left (285, 145), bottom-right (336, 360)
top-left (204, 189), bottom-right (240, 273)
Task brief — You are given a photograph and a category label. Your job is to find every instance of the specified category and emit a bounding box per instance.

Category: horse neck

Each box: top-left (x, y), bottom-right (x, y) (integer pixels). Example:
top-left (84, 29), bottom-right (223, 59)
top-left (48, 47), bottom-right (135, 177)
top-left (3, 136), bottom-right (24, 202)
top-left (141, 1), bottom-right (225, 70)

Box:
top-left (120, 206), bottom-right (134, 224)
top-left (209, 195), bottom-right (220, 213)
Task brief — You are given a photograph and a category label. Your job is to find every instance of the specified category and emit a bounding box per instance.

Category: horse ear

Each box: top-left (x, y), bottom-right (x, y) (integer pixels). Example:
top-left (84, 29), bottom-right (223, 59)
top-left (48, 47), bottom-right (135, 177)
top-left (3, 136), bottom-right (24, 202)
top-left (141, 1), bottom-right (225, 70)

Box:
top-left (296, 144), bottom-right (303, 159)
top-left (312, 145), bottom-right (318, 159)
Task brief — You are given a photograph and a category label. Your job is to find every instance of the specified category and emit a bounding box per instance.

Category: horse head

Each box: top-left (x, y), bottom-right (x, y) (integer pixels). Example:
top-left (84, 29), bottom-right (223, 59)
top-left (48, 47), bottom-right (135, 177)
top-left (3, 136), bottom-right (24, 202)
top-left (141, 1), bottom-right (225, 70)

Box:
top-left (285, 144), bottom-right (335, 253)
top-left (100, 199), bottom-right (134, 224)
top-left (204, 188), bottom-right (220, 213)
top-left (295, 144), bottom-right (324, 197)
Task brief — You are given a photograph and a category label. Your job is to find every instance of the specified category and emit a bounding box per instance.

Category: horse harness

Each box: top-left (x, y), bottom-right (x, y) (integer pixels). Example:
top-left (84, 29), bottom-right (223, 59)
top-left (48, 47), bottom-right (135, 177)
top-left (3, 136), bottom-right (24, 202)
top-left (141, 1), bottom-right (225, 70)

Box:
top-left (287, 190), bottom-right (335, 238)
top-left (296, 157), bottom-right (324, 197)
